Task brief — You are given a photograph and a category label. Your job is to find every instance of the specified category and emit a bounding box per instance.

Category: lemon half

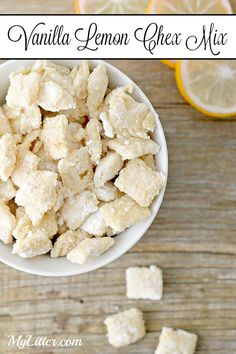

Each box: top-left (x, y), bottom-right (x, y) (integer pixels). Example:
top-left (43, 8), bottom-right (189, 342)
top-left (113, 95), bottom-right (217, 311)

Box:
top-left (147, 0), bottom-right (233, 69)
top-left (75, 0), bottom-right (150, 14)
top-left (147, 0), bottom-right (232, 15)
top-left (176, 60), bottom-right (236, 118)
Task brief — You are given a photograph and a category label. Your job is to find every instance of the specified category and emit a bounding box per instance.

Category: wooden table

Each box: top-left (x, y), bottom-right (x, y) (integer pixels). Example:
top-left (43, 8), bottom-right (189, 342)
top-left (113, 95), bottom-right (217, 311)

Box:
top-left (0, 2), bottom-right (236, 354)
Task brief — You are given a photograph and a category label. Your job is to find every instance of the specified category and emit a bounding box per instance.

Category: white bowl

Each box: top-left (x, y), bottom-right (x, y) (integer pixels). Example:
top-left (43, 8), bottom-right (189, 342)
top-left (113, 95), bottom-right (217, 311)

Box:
top-left (0, 60), bottom-right (168, 276)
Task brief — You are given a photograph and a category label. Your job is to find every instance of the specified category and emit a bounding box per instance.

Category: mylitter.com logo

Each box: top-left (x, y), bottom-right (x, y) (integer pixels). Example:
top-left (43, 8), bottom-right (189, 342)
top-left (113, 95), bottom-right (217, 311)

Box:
top-left (8, 334), bottom-right (83, 350)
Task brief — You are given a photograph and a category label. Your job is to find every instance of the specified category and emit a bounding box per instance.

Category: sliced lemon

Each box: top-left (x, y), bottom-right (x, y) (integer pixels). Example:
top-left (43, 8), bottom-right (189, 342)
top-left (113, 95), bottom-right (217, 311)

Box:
top-left (176, 60), bottom-right (236, 118)
top-left (161, 60), bottom-right (178, 69)
top-left (147, 0), bottom-right (233, 69)
top-left (75, 0), bottom-right (150, 14)
top-left (147, 0), bottom-right (233, 15)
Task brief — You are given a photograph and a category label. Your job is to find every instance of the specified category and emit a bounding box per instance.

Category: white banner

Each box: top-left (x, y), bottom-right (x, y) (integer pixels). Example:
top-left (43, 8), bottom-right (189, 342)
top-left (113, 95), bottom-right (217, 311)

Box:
top-left (0, 15), bottom-right (235, 59)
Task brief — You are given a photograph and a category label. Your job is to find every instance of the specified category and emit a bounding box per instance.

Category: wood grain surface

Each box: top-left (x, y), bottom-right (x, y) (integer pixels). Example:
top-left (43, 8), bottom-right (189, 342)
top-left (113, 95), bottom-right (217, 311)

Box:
top-left (0, 1), bottom-right (236, 354)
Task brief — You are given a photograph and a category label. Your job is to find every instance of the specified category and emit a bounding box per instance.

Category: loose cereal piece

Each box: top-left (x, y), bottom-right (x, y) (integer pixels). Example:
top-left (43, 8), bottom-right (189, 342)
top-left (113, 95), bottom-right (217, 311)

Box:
top-left (101, 85), bottom-right (155, 138)
top-left (126, 265), bottom-right (163, 300)
top-left (0, 199), bottom-right (16, 244)
top-left (61, 191), bottom-right (98, 230)
top-left (4, 105), bottom-right (41, 135)
top-left (11, 149), bottom-right (39, 188)
top-left (0, 179), bottom-right (16, 200)
top-left (94, 152), bottom-right (123, 188)
top-left (93, 182), bottom-right (122, 202)
top-left (155, 327), bottom-right (198, 354)
top-left (37, 66), bottom-right (76, 112)
top-left (108, 137), bottom-right (159, 160)
top-left (41, 115), bottom-right (69, 160)
top-left (81, 209), bottom-right (106, 237)
top-left (67, 236), bottom-right (114, 264)
top-left (6, 72), bottom-right (40, 108)
top-left (71, 61), bottom-right (90, 101)
top-left (141, 154), bottom-right (156, 170)
top-left (0, 134), bottom-right (17, 181)
top-left (87, 63), bottom-right (108, 115)
top-left (15, 171), bottom-right (58, 226)
top-left (115, 158), bottom-right (165, 207)
top-left (0, 107), bottom-right (12, 135)
top-left (86, 118), bottom-right (102, 164)
top-left (58, 147), bottom-right (93, 197)
top-left (51, 230), bottom-right (90, 258)
top-left (104, 308), bottom-right (146, 348)
top-left (100, 195), bottom-right (150, 233)
top-left (12, 230), bottom-right (52, 258)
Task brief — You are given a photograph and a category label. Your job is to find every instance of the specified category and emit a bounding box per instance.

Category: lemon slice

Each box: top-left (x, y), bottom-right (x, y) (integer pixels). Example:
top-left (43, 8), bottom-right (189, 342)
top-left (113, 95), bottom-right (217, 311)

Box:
top-left (176, 60), bottom-right (236, 118)
top-left (161, 60), bottom-right (178, 69)
top-left (147, 0), bottom-right (233, 15)
top-left (75, 0), bottom-right (150, 14)
top-left (147, 0), bottom-right (233, 69)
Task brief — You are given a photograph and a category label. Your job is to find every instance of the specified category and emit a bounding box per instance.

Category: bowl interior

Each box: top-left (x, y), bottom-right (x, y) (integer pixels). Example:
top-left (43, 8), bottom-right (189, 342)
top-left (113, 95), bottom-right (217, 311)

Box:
top-left (0, 60), bottom-right (168, 276)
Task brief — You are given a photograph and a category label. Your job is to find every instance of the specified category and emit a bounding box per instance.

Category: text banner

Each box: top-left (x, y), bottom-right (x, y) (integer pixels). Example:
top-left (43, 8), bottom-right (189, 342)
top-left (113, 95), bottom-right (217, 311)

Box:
top-left (0, 15), bottom-right (235, 59)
